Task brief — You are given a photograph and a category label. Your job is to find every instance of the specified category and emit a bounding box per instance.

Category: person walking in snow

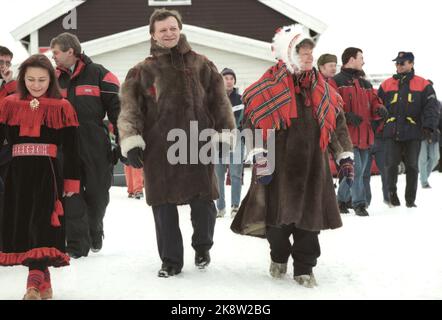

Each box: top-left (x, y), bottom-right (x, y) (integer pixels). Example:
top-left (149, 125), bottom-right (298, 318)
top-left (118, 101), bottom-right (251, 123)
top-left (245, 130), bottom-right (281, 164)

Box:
top-left (117, 9), bottom-right (235, 278)
top-left (0, 46), bottom-right (17, 252)
top-left (418, 88), bottom-right (441, 189)
top-left (50, 32), bottom-right (121, 257)
top-left (214, 67), bottom-right (244, 218)
top-left (0, 54), bottom-right (80, 299)
top-left (330, 47), bottom-right (388, 216)
top-left (378, 52), bottom-right (439, 207)
top-left (231, 25), bottom-right (354, 288)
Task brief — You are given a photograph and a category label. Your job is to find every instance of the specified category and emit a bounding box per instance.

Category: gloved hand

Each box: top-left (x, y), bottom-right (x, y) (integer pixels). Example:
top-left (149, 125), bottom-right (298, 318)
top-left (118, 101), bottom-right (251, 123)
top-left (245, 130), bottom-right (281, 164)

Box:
top-left (345, 112), bottom-right (363, 127)
top-left (111, 145), bottom-right (122, 166)
top-left (422, 127), bottom-right (433, 143)
top-left (126, 147), bottom-right (144, 168)
top-left (376, 106), bottom-right (389, 121)
top-left (338, 157), bottom-right (354, 187)
top-left (254, 153), bottom-right (272, 185)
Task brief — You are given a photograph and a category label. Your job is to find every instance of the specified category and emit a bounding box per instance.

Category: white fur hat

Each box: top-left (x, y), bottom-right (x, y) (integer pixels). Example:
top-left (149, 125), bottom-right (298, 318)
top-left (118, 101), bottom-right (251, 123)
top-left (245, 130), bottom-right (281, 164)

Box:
top-left (271, 24), bottom-right (313, 74)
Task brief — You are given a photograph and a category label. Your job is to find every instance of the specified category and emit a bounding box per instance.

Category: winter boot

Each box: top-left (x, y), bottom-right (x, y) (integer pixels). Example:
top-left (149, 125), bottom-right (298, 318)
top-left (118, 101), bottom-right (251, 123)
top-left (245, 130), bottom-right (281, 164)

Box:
top-left (406, 201), bottom-right (417, 208)
top-left (24, 270), bottom-right (44, 300)
top-left (294, 272), bottom-right (318, 288)
top-left (269, 261), bottom-right (287, 278)
top-left (158, 265), bottom-right (181, 278)
top-left (23, 288), bottom-right (41, 300)
top-left (354, 205), bottom-right (369, 217)
top-left (230, 206), bottom-right (239, 218)
top-left (389, 192), bottom-right (400, 207)
top-left (216, 208), bottom-right (226, 218)
top-left (195, 250), bottom-right (211, 269)
top-left (134, 191), bottom-right (144, 199)
top-left (338, 201), bottom-right (349, 214)
top-left (91, 232), bottom-right (104, 253)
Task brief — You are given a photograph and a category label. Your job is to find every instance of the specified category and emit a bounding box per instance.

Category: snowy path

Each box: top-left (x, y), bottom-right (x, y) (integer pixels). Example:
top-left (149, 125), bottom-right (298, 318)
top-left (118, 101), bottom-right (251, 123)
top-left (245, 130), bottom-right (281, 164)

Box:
top-left (1, 169), bottom-right (442, 300)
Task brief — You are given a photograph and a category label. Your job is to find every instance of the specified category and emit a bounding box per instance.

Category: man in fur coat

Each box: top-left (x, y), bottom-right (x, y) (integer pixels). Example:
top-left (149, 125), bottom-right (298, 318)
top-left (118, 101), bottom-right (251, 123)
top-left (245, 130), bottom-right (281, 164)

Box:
top-left (231, 25), bottom-right (354, 287)
top-left (117, 9), bottom-right (235, 277)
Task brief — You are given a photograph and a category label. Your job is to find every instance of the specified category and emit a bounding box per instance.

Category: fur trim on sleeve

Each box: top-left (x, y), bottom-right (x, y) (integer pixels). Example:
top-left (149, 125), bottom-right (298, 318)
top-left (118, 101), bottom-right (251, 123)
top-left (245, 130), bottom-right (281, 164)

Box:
top-left (120, 135), bottom-right (146, 157)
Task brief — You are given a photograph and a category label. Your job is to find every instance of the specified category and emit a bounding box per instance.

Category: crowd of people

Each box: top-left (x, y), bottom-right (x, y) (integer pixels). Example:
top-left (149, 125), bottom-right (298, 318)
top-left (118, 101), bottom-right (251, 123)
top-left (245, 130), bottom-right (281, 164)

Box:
top-left (0, 7), bottom-right (440, 298)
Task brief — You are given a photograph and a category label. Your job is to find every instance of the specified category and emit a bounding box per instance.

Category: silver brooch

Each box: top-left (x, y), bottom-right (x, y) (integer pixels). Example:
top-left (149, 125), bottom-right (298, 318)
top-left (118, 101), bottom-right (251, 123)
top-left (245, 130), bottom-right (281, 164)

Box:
top-left (29, 98), bottom-right (40, 111)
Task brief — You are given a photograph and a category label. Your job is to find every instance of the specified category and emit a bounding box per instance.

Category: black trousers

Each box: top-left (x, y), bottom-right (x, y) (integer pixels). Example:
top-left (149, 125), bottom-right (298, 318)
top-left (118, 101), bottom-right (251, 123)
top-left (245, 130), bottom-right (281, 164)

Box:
top-left (266, 225), bottom-right (320, 276)
top-left (64, 161), bottom-right (112, 256)
top-left (152, 198), bottom-right (217, 271)
top-left (385, 139), bottom-right (421, 204)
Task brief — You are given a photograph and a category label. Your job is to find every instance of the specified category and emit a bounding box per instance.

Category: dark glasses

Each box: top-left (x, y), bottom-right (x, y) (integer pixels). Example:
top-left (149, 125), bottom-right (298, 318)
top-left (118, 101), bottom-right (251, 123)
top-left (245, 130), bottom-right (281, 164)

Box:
top-left (395, 61), bottom-right (406, 66)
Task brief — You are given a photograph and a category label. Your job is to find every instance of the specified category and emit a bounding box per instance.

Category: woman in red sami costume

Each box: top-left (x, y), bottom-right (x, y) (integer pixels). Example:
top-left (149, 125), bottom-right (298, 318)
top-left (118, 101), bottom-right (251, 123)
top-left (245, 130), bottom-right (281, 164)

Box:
top-left (0, 54), bottom-right (80, 300)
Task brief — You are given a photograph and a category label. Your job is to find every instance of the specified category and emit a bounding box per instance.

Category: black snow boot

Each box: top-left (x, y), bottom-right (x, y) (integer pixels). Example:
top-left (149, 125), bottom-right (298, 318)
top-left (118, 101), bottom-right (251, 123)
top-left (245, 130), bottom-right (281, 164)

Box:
top-left (338, 201), bottom-right (349, 214)
top-left (158, 265), bottom-right (181, 278)
top-left (389, 192), bottom-right (400, 207)
top-left (354, 205), bottom-right (369, 217)
top-left (195, 250), bottom-right (211, 269)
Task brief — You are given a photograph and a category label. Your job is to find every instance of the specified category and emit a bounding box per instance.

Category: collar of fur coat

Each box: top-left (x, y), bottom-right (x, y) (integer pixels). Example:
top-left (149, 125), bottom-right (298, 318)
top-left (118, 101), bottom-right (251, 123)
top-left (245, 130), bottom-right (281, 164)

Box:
top-left (150, 34), bottom-right (192, 57)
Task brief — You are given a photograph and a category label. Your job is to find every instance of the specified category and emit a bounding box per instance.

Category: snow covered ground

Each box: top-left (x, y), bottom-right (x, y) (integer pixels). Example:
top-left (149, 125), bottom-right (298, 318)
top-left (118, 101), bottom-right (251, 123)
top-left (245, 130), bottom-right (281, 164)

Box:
top-left (1, 168), bottom-right (442, 300)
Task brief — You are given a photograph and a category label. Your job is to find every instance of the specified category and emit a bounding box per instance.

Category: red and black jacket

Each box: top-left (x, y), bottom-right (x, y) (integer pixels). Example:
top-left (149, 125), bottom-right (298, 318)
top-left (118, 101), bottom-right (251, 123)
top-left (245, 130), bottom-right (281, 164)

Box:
top-left (0, 80), bottom-right (16, 100)
top-left (330, 68), bottom-right (382, 149)
top-left (0, 80), bottom-right (16, 165)
top-left (56, 54), bottom-right (120, 166)
top-left (377, 70), bottom-right (439, 141)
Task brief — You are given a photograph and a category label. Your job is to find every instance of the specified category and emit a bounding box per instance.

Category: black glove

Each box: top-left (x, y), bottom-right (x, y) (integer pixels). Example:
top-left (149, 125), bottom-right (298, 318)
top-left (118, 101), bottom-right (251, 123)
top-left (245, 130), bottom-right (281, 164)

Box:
top-left (111, 145), bottom-right (122, 166)
top-left (422, 127), bottom-right (433, 143)
top-left (345, 112), bottom-right (363, 127)
top-left (376, 106), bottom-right (389, 121)
top-left (126, 147), bottom-right (144, 168)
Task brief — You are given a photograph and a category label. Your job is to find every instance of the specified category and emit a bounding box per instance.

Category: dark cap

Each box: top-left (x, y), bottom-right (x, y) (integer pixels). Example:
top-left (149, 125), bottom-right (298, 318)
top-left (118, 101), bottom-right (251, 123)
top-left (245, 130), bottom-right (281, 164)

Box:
top-left (392, 51), bottom-right (414, 63)
top-left (317, 53), bottom-right (337, 67)
top-left (221, 67), bottom-right (236, 83)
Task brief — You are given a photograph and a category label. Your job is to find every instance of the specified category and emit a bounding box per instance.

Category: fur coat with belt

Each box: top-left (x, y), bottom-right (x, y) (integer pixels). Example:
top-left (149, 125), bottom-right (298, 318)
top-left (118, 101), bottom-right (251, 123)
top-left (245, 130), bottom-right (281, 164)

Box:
top-left (118, 35), bottom-right (235, 206)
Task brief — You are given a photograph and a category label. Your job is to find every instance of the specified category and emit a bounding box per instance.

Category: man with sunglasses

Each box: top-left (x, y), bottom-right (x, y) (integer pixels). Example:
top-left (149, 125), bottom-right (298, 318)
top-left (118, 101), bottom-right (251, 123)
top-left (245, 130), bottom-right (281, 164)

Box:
top-left (378, 52), bottom-right (439, 208)
top-left (0, 46), bottom-right (16, 100)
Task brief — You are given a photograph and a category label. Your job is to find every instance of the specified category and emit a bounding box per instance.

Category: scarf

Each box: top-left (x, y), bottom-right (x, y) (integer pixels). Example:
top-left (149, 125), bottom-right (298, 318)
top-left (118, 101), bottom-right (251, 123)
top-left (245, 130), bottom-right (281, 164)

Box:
top-left (243, 61), bottom-right (343, 151)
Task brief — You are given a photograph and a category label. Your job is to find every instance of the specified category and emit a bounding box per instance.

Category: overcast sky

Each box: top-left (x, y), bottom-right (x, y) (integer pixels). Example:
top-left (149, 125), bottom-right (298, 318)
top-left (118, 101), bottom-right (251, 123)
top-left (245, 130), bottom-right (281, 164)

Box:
top-left (0, 0), bottom-right (440, 94)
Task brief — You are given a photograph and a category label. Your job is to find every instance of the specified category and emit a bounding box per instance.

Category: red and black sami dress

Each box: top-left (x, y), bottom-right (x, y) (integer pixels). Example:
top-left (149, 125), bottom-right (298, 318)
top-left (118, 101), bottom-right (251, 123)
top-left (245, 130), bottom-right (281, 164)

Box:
top-left (0, 94), bottom-right (80, 267)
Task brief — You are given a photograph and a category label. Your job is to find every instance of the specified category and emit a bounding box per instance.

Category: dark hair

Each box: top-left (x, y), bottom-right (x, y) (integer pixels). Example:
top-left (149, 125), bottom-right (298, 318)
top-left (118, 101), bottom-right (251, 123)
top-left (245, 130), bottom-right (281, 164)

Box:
top-left (295, 38), bottom-right (315, 54)
top-left (149, 8), bottom-right (183, 34)
top-left (50, 32), bottom-right (82, 57)
top-left (17, 54), bottom-right (62, 99)
top-left (0, 46), bottom-right (13, 58)
top-left (342, 47), bottom-right (362, 65)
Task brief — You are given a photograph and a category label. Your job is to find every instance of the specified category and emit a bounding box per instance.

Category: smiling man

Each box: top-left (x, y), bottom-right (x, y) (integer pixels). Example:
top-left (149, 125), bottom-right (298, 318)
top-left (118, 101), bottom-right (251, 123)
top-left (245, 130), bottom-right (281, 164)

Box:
top-left (118, 9), bottom-right (235, 278)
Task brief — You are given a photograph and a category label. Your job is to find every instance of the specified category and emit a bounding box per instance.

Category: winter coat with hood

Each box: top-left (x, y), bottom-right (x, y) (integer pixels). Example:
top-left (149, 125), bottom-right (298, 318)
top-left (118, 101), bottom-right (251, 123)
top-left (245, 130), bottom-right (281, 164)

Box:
top-left (118, 35), bottom-right (235, 206)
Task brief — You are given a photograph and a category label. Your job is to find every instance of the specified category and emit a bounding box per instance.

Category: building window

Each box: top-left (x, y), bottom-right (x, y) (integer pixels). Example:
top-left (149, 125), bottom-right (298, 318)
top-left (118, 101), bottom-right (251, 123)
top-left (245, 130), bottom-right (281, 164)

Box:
top-left (148, 0), bottom-right (191, 6)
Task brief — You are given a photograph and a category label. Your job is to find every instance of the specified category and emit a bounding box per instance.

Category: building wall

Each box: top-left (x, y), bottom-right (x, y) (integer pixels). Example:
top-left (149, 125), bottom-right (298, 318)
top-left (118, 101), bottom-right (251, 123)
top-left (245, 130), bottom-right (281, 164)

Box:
top-left (38, 0), bottom-right (304, 46)
top-left (91, 40), bottom-right (273, 93)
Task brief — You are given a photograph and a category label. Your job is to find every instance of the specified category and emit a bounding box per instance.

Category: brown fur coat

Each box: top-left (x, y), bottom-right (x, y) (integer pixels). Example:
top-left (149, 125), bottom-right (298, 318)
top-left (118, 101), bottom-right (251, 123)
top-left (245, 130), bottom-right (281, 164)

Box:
top-left (118, 35), bottom-right (235, 206)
